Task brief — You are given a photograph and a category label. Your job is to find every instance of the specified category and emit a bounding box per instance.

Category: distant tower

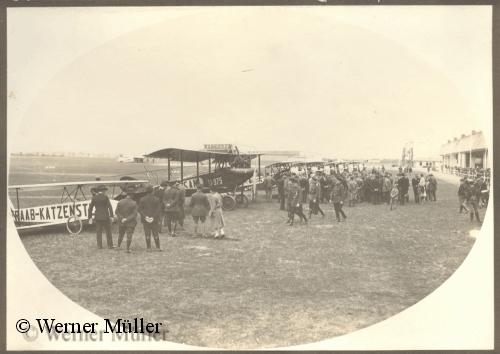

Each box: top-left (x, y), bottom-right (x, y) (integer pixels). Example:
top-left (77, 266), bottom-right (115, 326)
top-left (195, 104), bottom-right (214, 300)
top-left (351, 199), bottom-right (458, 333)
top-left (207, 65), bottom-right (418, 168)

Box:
top-left (401, 141), bottom-right (413, 168)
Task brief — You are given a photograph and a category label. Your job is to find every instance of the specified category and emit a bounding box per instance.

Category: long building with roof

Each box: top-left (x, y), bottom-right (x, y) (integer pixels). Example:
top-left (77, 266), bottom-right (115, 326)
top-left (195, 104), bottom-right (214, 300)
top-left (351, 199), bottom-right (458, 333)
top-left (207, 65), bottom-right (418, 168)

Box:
top-left (439, 130), bottom-right (489, 169)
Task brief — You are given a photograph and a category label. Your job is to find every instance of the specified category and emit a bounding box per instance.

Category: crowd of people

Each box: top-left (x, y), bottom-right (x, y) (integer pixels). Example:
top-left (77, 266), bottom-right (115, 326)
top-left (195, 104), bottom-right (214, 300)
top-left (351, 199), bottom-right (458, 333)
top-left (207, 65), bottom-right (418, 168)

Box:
top-left (269, 164), bottom-right (488, 225)
top-left (443, 165), bottom-right (491, 179)
top-left (88, 181), bottom-right (226, 253)
top-left (87, 165), bottom-right (489, 252)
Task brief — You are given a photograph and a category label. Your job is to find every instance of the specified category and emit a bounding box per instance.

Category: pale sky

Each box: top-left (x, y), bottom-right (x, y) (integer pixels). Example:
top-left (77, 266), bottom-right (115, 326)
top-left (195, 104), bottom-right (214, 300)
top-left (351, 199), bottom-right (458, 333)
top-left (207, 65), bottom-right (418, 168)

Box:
top-left (7, 6), bottom-right (492, 160)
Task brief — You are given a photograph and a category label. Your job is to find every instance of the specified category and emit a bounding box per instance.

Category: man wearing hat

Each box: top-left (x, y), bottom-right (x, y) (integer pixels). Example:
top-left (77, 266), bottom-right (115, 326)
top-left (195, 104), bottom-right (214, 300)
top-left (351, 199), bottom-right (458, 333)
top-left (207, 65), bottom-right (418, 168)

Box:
top-left (308, 175), bottom-right (324, 219)
top-left (427, 173), bottom-right (438, 201)
top-left (176, 181), bottom-right (187, 231)
top-left (331, 180), bottom-right (347, 222)
top-left (466, 180), bottom-right (482, 222)
top-left (138, 185), bottom-right (163, 251)
top-left (319, 172), bottom-right (329, 204)
top-left (277, 174), bottom-right (286, 210)
top-left (286, 178), bottom-right (307, 226)
top-left (88, 184), bottom-right (114, 249)
top-left (283, 173), bottom-right (291, 210)
top-left (458, 178), bottom-right (470, 214)
top-left (411, 173), bottom-right (421, 204)
top-left (163, 180), bottom-right (180, 237)
top-left (115, 187), bottom-right (138, 253)
top-left (154, 181), bottom-right (168, 233)
top-left (188, 183), bottom-right (211, 237)
top-left (398, 173), bottom-right (410, 205)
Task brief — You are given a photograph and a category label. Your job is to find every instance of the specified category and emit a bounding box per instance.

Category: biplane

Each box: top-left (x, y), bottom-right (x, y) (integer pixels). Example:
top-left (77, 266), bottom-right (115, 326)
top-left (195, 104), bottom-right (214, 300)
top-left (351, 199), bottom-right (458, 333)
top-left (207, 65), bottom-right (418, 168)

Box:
top-left (324, 160), bottom-right (363, 175)
top-left (143, 147), bottom-right (263, 211)
top-left (239, 160), bottom-right (325, 197)
top-left (8, 179), bottom-right (148, 234)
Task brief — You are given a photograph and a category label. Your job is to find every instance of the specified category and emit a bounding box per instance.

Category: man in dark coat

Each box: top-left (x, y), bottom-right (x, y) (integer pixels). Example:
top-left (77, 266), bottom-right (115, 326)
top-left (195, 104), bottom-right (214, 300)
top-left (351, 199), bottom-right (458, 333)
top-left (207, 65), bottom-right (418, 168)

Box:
top-left (299, 174), bottom-right (309, 204)
top-left (163, 180), bottom-right (180, 237)
top-left (331, 181), bottom-right (347, 222)
top-left (277, 174), bottom-right (286, 210)
top-left (115, 187), bottom-right (138, 253)
top-left (188, 184), bottom-right (211, 237)
top-left (319, 173), bottom-right (329, 203)
top-left (263, 173), bottom-right (275, 202)
top-left (88, 184), bottom-right (114, 249)
top-left (398, 173), bottom-right (410, 205)
top-left (466, 182), bottom-right (482, 222)
top-left (138, 185), bottom-right (162, 251)
top-left (153, 181), bottom-right (168, 233)
top-left (364, 175), bottom-right (372, 204)
top-left (286, 178), bottom-right (307, 226)
top-left (458, 178), bottom-right (470, 213)
top-left (427, 174), bottom-right (438, 201)
top-left (176, 181), bottom-right (187, 231)
top-left (411, 174), bottom-right (421, 204)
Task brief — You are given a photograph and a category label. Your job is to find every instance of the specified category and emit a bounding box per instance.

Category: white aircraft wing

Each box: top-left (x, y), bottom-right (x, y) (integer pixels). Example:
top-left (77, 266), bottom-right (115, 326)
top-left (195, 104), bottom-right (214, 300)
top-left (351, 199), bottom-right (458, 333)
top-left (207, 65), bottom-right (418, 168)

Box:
top-left (8, 180), bottom-right (149, 191)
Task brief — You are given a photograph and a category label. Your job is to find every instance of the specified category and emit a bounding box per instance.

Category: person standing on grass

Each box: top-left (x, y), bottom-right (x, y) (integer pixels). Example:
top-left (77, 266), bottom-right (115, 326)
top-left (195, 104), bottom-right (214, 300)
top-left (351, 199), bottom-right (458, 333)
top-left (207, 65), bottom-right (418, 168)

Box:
top-left (163, 180), bottom-right (180, 237)
top-left (412, 174), bottom-right (420, 204)
top-left (331, 180), bottom-right (347, 222)
top-left (319, 173), bottom-right (329, 204)
top-left (378, 174), bottom-right (385, 204)
top-left (398, 173), bottom-right (410, 206)
top-left (138, 185), bottom-right (163, 251)
top-left (356, 174), bottom-right (364, 203)
top-left (383, 173), bottom-right (393, 204)
top-left (176, 181), bottom-right (187, 231)
top-left (419, 173), bottom-right (426, 204)
top-left (115, 187), bottom-right (138, 253)
top-left (466, 181), bottom-right (482, 223)
top-left (154, 181), bottom-right (168, 234)
top-left (189, 183), bottom-right (211, 237)
top-left (286, 178), bottom-right (308, 226)
top-left (458, 178), bottom-right (470, 214)
top-left (427, 173), bottom-right (437, 201)
top-left (88, 185), bottom-right (114, 249)
top-left (363, 173), bottom-right (371, 204)
top-left (299, 173), bottom-right (309, 204)
top-left (308, 176), bottom-right (325, 219)
top-left (209, 185), bottom-right (226, 238)
top-left (277, 174), bottom-right (286, 210)
top-left (390, 182), bottom-right (399, 211)
top-left (284, 173), bottom-right (291, 208)
top-left (347, 176), bottom-right (358, 207)
top-left (263, 173), bottom-right (275, 202)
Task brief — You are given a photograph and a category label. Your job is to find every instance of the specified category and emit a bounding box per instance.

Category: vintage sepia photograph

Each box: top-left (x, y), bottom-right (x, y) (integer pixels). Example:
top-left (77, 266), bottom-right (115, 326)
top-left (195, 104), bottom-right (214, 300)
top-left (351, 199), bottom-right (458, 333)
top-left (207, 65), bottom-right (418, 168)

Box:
top-left (6, 5), bottom-right (493, 350)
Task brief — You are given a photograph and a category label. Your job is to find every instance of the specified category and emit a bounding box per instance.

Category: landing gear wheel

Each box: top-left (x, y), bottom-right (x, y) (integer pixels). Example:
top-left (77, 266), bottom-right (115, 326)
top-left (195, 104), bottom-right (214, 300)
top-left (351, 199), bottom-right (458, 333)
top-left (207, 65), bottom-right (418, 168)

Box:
top-left (67, 216), bottom-right (83, 234)
top-left (235, 194), bottom-right (249, 208)
top-left (221, 195), bottom-right (236, 211)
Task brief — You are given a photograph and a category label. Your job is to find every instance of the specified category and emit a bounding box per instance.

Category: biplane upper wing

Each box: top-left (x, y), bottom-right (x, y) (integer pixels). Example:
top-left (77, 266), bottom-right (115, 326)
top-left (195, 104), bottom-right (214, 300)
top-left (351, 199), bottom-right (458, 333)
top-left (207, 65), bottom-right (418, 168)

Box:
top-left (145, 148), bottom-right (258, 163)
top-left (8, 180), bottom-right (149, 191)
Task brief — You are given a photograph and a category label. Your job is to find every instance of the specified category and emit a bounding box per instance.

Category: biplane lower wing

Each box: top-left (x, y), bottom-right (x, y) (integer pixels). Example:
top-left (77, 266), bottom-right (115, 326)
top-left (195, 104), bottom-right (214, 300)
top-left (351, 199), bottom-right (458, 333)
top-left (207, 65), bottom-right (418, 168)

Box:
top-left (8, 180), bottom-right (147, 233)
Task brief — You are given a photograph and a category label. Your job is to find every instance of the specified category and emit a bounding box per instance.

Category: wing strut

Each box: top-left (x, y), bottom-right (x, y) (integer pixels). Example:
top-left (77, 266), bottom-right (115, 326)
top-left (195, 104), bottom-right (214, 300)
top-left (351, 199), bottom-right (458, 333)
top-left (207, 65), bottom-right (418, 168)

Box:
top-left (196, 156), bottom-right (199, 180)
top-left (209, 153), bottom-right (211, 176)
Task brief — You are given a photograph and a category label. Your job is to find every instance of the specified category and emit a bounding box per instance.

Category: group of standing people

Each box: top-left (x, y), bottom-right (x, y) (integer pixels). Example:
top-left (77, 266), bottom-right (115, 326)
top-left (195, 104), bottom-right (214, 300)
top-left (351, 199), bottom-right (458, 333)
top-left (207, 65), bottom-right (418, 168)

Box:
top-left (271, 166), bottom-right (446, 224)
top-left (88, 181), bottom-right (227, 252)
top-left (457, 176), bottom-right (489, 222)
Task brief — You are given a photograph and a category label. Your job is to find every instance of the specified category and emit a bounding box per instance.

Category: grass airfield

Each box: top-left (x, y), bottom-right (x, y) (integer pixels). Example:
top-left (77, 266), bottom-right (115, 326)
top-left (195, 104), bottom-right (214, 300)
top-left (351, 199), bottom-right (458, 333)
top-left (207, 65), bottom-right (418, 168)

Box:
top-left (9, 156), bottom-right (483, 349)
